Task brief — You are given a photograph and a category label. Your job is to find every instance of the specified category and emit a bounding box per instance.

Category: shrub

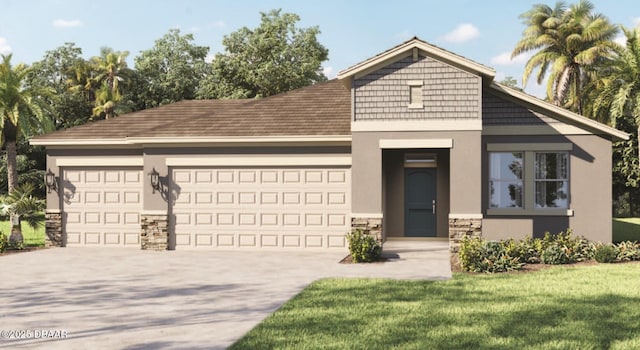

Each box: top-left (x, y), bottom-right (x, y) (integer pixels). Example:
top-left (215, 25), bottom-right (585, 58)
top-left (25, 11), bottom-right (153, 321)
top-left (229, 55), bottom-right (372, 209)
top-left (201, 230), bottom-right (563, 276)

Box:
top-left (459, 237), bottom-right (524, 273)
top-left (539, 230), bottom-right (594, 263)
top-left (594, 244), bottom-right (619, 263)
top-left (616, 241), bottom-right (640, 262)
top-left (346, 229), bottom-right (381, 263)
top-left (541, 244), bottom-right (574, 265)
top-left (520, 236), bottom-right (544, 263)
top-left (0, 232), bottom-right (7, 253)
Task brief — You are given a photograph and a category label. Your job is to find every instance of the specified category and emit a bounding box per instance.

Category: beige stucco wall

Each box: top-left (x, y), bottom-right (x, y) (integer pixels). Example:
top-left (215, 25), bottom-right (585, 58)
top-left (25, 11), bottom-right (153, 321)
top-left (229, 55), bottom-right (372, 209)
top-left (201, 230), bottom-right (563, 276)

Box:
top-left (481, 134), bottom-right (613, 243)
top-left (352, 130), bottom-right (482, 219)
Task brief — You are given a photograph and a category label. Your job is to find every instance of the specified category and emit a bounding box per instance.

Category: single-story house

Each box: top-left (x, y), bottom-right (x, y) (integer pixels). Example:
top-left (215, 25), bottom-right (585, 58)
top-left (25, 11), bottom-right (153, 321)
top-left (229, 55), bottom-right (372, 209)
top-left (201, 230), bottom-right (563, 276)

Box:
top-left (32, 37), bottom-right (628, 257)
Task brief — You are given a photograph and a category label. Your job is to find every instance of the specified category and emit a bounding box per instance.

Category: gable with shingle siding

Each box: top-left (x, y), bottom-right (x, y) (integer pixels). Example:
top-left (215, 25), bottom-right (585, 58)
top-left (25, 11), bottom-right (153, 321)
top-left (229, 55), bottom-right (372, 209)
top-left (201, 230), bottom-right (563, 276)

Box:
top-left (482, 90), bottom-right (558, 126)
top-left (353, 55), bottom-right (481, 121)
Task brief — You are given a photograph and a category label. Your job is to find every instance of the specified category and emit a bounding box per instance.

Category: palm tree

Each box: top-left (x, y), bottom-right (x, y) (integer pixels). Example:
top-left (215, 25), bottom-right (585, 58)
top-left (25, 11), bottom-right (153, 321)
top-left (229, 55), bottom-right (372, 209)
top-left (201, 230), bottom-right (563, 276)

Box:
top-left (0, 54), bottom-right (53, 244)
top-left (0, 183), bottom-right (45, 248)
top-left (89, 48), bottom-right (129, 119)
top-left (591, 26), bottom-right (640, 161)
top-left (512, 0), bottom-right (618, 114)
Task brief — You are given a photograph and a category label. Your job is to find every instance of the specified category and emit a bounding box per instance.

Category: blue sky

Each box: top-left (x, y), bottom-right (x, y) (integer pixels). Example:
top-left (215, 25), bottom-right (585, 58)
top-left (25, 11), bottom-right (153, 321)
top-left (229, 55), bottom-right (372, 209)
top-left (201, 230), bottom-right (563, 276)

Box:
top-left (0, 0), bottom-right (638, 97)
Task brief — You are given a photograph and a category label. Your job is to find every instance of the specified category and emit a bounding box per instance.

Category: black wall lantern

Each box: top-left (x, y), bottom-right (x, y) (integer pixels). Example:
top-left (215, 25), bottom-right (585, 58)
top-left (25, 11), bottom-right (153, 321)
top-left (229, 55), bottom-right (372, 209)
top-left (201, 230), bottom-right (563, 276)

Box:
top-left (149, 167), bottom-right (160, 194)
top-left (45, 168), bottom-right (57, 193)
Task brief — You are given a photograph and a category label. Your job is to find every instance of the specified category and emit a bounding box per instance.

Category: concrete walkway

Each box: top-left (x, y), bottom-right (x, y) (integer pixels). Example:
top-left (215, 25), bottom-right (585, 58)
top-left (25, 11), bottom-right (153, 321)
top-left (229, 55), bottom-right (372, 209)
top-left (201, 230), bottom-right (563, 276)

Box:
top-left (0, 241), bottom-right (450, 349)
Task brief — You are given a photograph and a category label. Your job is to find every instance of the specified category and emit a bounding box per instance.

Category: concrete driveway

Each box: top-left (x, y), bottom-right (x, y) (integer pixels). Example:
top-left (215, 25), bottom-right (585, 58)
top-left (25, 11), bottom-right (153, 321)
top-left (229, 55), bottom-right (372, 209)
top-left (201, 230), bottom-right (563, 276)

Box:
top-left (0, 241), bottom-right (450, 349)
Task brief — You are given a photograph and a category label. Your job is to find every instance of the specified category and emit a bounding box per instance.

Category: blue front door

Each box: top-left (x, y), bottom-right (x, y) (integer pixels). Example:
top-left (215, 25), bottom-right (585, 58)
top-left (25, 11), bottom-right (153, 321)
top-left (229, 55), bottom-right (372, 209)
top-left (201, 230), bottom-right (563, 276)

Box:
top-left (404, 168), bottom-right (437, 237)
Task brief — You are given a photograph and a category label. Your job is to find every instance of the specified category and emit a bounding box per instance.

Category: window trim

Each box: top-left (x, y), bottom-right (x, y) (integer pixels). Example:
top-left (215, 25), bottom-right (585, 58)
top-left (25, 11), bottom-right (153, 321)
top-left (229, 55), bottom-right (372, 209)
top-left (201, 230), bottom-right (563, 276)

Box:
top-left (486, 144), bottom-right (573, 217)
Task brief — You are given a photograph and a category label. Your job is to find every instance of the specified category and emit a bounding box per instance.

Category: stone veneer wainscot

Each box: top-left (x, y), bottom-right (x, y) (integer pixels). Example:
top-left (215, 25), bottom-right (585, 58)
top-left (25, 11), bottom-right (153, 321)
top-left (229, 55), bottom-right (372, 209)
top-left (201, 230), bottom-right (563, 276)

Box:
top-left (351, 216), bottom-right (383, 244)
top-left (45, 210), bottom-right (63, 247)
top-left (141, 214), bottom-right (169, 250)
top-left (449, 217), bottom-right (482, 270)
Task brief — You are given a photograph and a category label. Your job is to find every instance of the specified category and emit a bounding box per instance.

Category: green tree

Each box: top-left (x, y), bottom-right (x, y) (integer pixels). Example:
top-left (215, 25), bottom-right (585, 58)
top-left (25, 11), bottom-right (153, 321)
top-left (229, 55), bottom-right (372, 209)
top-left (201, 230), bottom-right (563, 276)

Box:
top-left (89, 48), bottom-right (131, 119)
top-left (198, 9), bottom-right (328, 99)
top-left (0, 54), bottom-right (53, 244)
top-left (589, 27), bottom-right (640, 213)
top-left (134, 29), bottom-right (209, 109)
top-left (27, 43), bottom-right (94, 129)
top-left (0, 183), bottom-right (45, 248)
top-left (499, 76), bottom-right (523, 91)
top-left (512, 0), bottom-right (618, 114)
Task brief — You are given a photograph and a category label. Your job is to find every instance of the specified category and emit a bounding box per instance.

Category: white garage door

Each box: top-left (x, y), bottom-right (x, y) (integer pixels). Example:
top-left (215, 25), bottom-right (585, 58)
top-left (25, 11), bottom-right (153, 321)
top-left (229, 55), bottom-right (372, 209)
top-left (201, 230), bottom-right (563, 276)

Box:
top-left (62, 167), bottom-right (143, 247)
top-left (171, 167), bottom-right (351, 249)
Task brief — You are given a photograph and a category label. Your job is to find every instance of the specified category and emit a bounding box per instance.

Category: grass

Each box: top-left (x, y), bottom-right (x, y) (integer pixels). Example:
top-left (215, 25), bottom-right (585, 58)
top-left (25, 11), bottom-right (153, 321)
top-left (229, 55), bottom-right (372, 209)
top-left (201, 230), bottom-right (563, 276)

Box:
top-left (0, 220), bottom-right (46, 247)
top-left (613, 217), bottom-right (640, 243)
top-left (231, 264), bottom-right (640, 350)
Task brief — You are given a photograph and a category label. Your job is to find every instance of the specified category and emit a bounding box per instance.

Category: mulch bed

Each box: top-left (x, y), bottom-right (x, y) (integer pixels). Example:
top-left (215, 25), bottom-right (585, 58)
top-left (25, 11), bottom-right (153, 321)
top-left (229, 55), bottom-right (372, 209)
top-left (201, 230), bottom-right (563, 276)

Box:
top-left (339, 255), bottom-right (390, 264)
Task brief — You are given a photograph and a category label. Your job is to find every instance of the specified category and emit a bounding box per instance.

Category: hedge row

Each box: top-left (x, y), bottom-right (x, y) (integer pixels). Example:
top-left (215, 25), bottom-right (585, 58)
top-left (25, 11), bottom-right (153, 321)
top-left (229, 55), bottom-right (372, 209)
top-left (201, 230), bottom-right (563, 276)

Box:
top-left (459, 230), bottom-right (640, 273)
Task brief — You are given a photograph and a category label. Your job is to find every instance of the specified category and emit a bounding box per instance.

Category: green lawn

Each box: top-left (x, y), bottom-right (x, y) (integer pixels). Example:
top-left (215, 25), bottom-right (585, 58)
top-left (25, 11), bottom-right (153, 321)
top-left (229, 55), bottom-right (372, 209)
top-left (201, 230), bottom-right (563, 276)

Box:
top-left (613, 217), bottom-right (640, 243)
top-left (231, 264), bottom-right (640, 350)
top-left (0, 221), bottom-right (46, 247)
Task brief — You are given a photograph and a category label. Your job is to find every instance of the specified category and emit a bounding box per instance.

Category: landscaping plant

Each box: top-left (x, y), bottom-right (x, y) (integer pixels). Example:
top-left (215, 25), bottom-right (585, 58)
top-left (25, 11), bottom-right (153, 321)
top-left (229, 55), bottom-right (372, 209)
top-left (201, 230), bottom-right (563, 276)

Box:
top-left (346, 229), bottom-right (381, 263)
top-left (594, 244), bottom-right (619, 263)
top-left (0, 232), bottom-right (7, 253)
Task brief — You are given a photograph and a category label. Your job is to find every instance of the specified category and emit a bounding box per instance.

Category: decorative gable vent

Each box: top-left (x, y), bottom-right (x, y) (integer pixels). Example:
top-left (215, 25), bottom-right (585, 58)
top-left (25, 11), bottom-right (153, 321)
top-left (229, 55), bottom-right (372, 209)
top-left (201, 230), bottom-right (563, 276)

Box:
top-left (408, 80), bottom-right (423, 109)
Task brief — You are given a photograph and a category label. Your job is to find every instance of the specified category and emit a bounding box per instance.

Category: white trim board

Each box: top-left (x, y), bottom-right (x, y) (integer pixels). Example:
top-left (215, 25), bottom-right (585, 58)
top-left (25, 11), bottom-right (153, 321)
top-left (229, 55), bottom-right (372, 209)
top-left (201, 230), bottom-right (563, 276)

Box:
top-left (166, 156), bottom-right (352, 167)
top-left (448, 213), bottom-right (483, 219)
top-left (351, 213), bottom-right (383, 219)
top-left (31, 135), bottom-right (353, 147)
top-left (379, 139), bottom-right (453, 149)
top-left (487, 143), bottom-right (573, 152)
top-left (56, 157), bottom-right (143, 167)
top-left (351, 120), bottom-right (482, 132)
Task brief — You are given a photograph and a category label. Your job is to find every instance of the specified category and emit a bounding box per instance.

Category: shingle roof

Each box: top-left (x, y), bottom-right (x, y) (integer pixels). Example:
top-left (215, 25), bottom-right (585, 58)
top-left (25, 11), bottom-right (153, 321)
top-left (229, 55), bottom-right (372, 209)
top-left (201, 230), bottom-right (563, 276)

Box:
top-left (31, 79), bottom-right (351, 143)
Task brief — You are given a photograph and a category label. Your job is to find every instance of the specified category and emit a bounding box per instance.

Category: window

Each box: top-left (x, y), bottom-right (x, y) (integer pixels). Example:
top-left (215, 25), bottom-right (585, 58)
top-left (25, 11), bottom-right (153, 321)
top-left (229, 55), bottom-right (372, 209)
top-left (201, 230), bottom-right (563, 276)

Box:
top-left (487, 144), bottom-right (572, 215)
top-left (535, 153), bottom-right (568, 208)
top-left (407, 80), bottom-right (423, 109)
top-left (489, 152), bottom-right (523, 208)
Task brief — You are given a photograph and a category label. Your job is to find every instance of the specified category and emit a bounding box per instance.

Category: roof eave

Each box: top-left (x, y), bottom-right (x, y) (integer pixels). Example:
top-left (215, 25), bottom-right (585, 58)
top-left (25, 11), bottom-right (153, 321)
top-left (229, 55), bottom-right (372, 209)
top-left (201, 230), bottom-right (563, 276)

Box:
top-left (29, 135), bottom-right (353, 147)
top-left (337, 37), bottom-right (495, 82)
top-left (489, 82), bottom-right (630, 142)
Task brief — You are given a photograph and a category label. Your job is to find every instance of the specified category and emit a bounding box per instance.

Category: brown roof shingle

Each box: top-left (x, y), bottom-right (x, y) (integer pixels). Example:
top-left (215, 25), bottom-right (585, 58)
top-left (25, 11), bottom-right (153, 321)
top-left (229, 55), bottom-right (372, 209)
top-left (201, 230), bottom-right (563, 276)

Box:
top-left (32, 79), bottom-right (351, 142)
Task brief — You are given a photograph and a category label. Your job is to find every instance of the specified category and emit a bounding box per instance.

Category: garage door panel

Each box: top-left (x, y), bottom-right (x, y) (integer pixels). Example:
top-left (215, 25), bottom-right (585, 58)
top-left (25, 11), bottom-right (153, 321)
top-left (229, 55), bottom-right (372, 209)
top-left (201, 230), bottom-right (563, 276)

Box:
top-left (62, 167), bottom-right (142, 247)
top-left (172, 167), bottom-right (350, 249)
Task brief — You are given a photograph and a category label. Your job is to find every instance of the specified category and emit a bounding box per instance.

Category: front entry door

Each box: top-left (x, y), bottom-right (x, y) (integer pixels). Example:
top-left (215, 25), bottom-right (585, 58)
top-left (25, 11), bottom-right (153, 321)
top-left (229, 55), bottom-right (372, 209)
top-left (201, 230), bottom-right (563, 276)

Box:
top-left (404, 168), bottom-right (437, 237)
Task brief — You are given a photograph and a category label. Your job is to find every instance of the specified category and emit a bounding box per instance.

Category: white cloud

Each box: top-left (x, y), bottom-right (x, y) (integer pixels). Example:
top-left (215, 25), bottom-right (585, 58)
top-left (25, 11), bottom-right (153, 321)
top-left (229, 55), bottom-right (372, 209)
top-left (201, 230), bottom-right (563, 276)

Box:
top-left (211, 20), bottom-right (225, 28)
top-left (491, 51), bottom-right (531, 66)
top-left (52, 19), bottom-right (83, 28)
top-left (323, 66), bottom-right (335, 78)
top-left (614, 34), bottom-right (627, 47)
top-left (189, 26), bottom-right (200, 33)
top-left (633, 17), bottom-right (640, 26)
top-left (440, 23), bottom-right (479, 43)
top-left (0, 37), bottom-right (11, 55)
top-left (205, 53), bottom-right (215, 63)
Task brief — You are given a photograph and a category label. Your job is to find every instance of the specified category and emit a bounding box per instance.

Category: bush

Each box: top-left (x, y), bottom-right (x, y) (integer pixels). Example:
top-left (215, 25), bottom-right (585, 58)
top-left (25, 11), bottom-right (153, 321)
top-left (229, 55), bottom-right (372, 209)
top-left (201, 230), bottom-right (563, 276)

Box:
top-left (346, 229), bottom-right (381, 263)
top-left (541, 244), bottom-right (574, 265)
top-left (459, 237), bottom-right (524, 273)
top-left (615, 241), bottom-right (640, 262)
top-left (503, 237), bottom-right (541, 264)
top-left (0, 232), bottom-right (6, 253)
top-left (594, 244), bottom-right (619, 263)
top-left (539, 230), bottom-right (594, 264)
